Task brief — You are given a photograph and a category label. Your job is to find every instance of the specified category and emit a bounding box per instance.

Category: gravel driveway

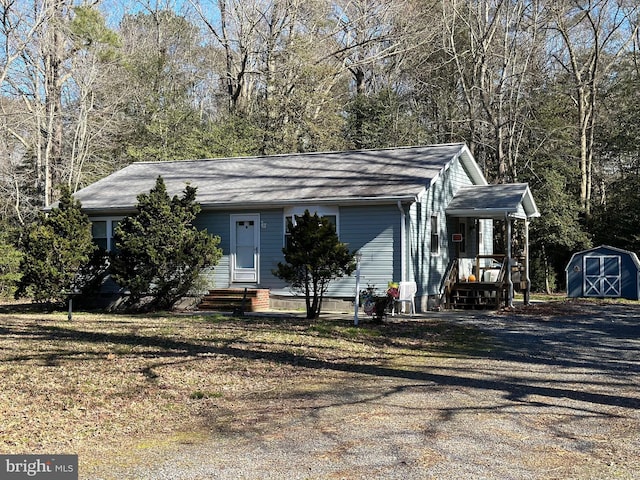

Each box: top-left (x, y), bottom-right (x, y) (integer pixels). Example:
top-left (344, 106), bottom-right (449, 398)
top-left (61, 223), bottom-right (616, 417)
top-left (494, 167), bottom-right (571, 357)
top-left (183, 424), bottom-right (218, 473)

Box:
top-left (105, 302), bottom-right (640, 480)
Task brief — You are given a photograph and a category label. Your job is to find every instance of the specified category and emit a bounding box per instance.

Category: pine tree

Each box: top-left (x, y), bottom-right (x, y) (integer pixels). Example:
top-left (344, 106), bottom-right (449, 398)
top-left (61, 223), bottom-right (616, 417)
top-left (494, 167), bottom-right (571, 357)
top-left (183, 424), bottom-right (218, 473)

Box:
top-left (273, 210), bottom-right (356, 319)
top-left (0, 227), bottom-right (22, 298)
top-left (111, 176), bottom-right (222, 310)
top-left (15, 187), bottom-right (96, 304)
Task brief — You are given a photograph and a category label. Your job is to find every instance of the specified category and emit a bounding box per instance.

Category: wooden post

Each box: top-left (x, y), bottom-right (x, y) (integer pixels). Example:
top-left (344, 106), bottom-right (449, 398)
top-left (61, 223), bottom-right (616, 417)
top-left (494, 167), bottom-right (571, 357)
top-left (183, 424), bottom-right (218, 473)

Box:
top-left (475, 218), bottom-right (481, 282)
top-left (506, 213), bottom-right (514, 308)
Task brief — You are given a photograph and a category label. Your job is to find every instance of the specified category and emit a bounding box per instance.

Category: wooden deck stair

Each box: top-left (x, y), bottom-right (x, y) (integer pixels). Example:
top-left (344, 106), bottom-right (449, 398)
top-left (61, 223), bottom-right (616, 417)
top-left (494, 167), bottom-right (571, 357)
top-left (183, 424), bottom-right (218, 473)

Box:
top-left (443, 256), bottom-right (528, 309)
top-left (448, 281), bottom-right (505, 309)
top-left (443, 257), bottom-right (508, 310)
top-left (198, 288), bottom-right (270, 312)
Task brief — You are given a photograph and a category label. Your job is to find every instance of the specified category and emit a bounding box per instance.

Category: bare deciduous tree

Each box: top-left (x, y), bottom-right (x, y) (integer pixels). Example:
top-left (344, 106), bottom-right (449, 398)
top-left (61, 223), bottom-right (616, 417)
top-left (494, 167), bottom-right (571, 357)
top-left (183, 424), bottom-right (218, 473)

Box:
top-left (192, 0), bottom-right (262, 114)
top-left (440, 0), bottom-right (545, 182)
top-left (548, 0), bottom-right (639, 215)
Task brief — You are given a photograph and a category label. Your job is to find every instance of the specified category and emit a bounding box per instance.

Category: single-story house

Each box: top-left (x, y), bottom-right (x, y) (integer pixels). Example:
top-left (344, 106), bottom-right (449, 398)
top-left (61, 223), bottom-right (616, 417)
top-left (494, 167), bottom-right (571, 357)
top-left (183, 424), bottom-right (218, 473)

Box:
top-left (566, 245), bottom-right (640, 300)
top-left (72, 143), bottom-right (540, 311)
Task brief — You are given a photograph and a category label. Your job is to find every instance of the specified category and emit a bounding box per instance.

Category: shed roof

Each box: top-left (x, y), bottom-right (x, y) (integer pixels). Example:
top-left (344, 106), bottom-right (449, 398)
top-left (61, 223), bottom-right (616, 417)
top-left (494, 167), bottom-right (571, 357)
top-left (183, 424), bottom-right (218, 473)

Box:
top-left (445, 184), bottom-right (540, 219)
top-left (73, 143), bottom-right (485, 213)
top-left (565, 245), bottom-right (640, 271)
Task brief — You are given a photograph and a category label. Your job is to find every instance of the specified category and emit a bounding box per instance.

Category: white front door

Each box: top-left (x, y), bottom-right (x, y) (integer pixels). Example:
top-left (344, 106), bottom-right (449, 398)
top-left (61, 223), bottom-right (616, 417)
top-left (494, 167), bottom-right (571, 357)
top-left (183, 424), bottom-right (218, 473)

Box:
top-left (230, 214), bottom-right (260, 283)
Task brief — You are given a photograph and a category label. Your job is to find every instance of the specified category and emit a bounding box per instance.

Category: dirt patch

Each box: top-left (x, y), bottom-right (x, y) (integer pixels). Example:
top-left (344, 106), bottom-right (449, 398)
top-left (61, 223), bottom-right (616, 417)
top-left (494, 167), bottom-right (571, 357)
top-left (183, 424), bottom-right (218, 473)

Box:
top-left (496, 297), bottom-right (637, 317)
top-left (1, 303), bottom-right (639, 479)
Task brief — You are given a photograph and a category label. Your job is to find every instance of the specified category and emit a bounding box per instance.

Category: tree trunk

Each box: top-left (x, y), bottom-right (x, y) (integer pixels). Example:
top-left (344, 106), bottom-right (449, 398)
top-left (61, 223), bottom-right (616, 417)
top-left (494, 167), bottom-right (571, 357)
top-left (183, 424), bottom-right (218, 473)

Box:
top-left (551, 0), bottom-right (639, 217)
top-left (42, 0), bottom-right (66, 207)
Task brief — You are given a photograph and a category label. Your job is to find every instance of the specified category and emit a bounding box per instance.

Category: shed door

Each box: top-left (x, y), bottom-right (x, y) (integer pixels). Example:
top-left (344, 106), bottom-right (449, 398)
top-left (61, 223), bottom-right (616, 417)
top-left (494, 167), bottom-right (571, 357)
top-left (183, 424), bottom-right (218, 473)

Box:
top-left (583, 255), bottom-right (621, 297)
top-left (230, 214), bottom-right (259, 283)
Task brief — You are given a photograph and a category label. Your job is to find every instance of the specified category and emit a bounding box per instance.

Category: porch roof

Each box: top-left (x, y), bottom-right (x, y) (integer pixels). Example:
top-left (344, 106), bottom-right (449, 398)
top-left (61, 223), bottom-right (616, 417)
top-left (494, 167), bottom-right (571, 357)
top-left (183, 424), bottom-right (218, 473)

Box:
top-left (445, 184), bottom-right (540, 220)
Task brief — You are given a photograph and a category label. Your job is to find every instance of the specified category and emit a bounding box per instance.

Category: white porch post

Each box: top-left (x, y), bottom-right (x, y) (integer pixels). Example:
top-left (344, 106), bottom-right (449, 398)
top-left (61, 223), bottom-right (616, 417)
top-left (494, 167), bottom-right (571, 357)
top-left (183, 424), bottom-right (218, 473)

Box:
top-left (354, 252), bottom-right (362, 326)
top-left (524, 219), bottom-right (531, 305)
top-left (397, 201), bottom-right (406, 282)
top-left (506, 213), bottom-right (514, 308)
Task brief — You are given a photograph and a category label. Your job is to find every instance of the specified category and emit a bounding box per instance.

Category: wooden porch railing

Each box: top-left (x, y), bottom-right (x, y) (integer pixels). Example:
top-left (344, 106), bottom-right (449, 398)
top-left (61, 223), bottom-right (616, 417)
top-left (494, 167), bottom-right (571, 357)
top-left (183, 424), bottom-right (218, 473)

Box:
top-left (441, 256), bottom-right (528, 309)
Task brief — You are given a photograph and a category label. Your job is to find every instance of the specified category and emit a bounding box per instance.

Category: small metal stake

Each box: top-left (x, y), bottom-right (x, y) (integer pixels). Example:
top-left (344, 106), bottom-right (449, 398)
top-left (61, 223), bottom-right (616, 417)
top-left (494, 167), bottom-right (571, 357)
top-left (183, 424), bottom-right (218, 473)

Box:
top-left (354, 252), bottom-right (362, 326)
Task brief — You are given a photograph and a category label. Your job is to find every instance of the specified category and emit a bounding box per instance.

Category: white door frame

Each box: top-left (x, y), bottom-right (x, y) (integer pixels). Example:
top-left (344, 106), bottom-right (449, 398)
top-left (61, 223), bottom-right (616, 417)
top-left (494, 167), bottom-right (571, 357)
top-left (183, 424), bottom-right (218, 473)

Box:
top-left (230, 214), bottom-right (260, 284)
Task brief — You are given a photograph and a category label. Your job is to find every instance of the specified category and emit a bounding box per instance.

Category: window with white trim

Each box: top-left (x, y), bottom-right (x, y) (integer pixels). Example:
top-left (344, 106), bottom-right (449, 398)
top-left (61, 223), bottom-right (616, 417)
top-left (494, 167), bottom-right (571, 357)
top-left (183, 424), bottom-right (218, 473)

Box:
top-left (283, 206), bottom-right (339, 247)
top-left (430, 215), bottom-right (439, 254)
top-left (90, 218), bottom-right (123, 252)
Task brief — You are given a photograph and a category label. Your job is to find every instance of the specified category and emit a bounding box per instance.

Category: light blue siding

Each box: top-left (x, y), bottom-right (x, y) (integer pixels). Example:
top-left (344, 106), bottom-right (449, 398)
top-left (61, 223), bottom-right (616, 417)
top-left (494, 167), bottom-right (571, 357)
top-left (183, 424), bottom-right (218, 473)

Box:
top-left (194, 212), bottom-right (231, 289)
top-left (327, 205), bottom-right (401, 297)
top-left (194, 205), bottom-right (402, 298)
top-left (194, 208), bottom-right (287, 289)
top-left (411, 156), bottom-right (475, 299)
top-left (257, 209), bottom-right (288, 289)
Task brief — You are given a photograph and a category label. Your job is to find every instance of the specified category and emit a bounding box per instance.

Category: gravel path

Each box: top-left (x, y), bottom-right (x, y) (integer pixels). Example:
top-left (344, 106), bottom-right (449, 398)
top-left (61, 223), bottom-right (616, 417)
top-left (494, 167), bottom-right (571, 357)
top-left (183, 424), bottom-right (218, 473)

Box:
top-left (100, 303), bottom-right (640, 480)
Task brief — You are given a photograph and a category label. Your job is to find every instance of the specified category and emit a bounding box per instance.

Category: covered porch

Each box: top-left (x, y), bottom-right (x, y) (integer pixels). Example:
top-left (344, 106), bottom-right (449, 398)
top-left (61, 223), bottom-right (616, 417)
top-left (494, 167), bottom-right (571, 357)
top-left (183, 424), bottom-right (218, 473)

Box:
top-left (442, 184), bottom-right (540, 309)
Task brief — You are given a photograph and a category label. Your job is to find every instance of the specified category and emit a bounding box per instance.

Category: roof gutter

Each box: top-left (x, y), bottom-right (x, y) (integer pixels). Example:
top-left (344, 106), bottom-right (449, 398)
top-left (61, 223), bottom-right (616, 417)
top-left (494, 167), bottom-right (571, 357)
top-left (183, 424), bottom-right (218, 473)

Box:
top-left (77, 195), bottom-right (420, 214)
top-left (197, 194), bottom-right (420, 210)
top-left (445, 208), bottom-right (532, 220)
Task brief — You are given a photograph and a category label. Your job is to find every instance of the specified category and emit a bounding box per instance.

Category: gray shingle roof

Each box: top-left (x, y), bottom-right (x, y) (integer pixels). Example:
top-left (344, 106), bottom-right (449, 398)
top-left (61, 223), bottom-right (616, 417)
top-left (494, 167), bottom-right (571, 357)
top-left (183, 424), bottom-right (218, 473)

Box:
top-left (446, 184), bottom-right (540, 219)
top-left (73, 143), bottom-right (480, 212)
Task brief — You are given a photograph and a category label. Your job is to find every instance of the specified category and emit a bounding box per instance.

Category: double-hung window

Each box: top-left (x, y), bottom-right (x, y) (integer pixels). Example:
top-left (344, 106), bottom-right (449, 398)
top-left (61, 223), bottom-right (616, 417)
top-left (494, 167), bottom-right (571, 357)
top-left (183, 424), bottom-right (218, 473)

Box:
top-left (90, 218), bottom-right (122, 252)
top-left (430, 215), bottom-right (439, 254)
top-left (283, 206), bottom-right (339, 247)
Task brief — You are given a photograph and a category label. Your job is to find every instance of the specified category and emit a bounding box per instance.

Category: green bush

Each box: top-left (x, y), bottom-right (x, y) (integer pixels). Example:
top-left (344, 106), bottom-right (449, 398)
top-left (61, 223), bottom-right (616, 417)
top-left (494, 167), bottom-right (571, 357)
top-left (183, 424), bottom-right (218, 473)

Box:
top-left (15, 187), bottom-right (96, 304)
top-left (273, 210), bottom-right (356, 319)
top-left (110, 176), bottom-right (222, 311)
top-left (0, 227), bottom-right (22, 298)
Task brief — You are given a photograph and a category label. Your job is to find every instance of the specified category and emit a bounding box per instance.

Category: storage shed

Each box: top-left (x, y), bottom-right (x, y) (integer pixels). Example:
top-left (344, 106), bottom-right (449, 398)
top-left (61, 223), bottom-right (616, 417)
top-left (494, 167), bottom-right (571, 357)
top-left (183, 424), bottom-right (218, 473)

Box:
top-left (566, 245), bottom-right (640, 300)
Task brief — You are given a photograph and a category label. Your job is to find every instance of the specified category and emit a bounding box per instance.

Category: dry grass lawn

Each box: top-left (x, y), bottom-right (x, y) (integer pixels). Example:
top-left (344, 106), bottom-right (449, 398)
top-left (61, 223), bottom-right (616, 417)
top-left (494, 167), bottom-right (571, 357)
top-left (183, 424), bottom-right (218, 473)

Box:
top-left (0, 305), bottom-right (485, 474)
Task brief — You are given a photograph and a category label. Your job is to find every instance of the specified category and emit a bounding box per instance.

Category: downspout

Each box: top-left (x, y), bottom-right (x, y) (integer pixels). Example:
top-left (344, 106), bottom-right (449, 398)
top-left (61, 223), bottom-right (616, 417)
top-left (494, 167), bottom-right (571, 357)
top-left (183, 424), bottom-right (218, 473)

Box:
top-left (397, 200), bottom-right (406, 282)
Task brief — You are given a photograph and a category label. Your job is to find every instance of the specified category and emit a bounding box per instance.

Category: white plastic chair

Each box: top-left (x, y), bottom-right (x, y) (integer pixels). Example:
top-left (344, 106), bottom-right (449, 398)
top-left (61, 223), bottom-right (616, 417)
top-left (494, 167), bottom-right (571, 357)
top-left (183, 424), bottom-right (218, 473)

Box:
top-left (393, 281), bottom-right (417, 315)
